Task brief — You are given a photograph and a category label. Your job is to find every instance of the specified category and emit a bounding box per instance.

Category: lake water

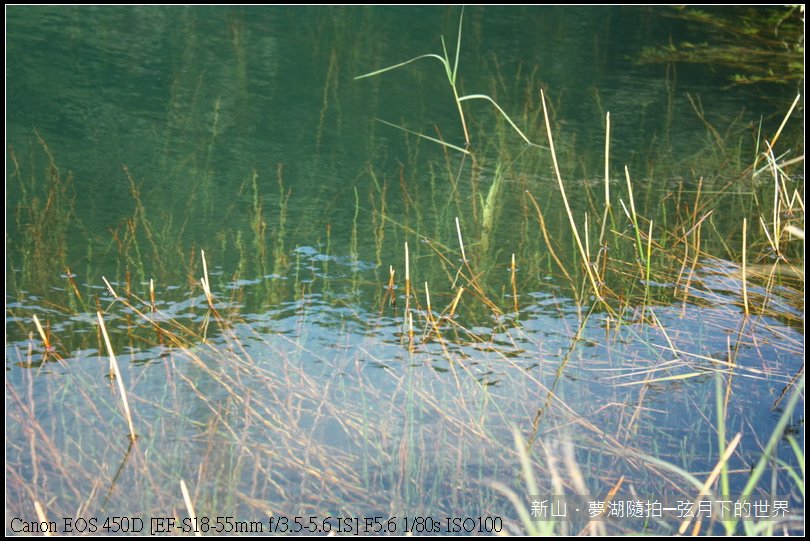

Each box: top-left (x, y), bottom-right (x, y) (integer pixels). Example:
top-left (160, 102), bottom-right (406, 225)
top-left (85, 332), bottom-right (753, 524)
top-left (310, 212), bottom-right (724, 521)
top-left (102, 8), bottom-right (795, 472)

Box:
top-left (6, 6), bottom-right (804, 535)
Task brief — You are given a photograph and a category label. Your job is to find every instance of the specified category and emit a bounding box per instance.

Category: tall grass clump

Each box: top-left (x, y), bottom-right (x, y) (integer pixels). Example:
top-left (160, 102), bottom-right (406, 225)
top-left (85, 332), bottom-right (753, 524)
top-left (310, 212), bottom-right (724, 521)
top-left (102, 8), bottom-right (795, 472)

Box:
top-left (355, 7), bottom-right (538, 154)
top-left (7, 131), bottom-right (79, 294)
top-left (6, 8), bottom-right (804, 537)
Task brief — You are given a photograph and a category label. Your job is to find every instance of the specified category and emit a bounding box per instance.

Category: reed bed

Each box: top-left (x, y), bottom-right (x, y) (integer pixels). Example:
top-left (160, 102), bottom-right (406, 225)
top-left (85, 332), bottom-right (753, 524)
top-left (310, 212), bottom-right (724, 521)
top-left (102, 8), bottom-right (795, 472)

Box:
top-left (7, 183), bottom-right (803, 533)
top-left (6, 11), bottom-right (804, 533)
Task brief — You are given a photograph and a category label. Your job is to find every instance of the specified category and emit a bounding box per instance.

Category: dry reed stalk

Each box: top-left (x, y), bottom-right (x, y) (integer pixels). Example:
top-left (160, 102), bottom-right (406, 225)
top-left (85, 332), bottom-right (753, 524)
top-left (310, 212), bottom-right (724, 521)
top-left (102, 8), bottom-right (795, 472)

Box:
top-left (102, 276), bottom-right (119, 299)
top-left (97, 311), bottom-right (137, 441)
top-left (180, 479), bottom-right (202, 537)
top-left (539, 90), bottom-right (603, 301)
top-left (404, 242), bottom-right (410, 301)
top-left (201, 249), bottom-right (213, 306)
top-left (386, 266), bottom-right (396, 307)
top-left (753, 92), bottom-right (801, 172)
top-left (424, 281), bottom-right (433, 324)
top-left (454, 216), bottom-right (467, 263)
top-left (510, 253), bottom-right (518, 314)
top-left (33, 501), bottom-right (51, 537)
top-left (622, 165), bottom-right (645, 267)
top-left (424, 281), bottom-right (452, 348)
top-left (65, 266), bottom-right (83, 302)
top-left (448, 286), bottom-right (464, 317)
top-left (677, 432), bottom-right (742, 535)
top-left (407, 311), bottom-right (414, 352)
top-left (599, 111), bottom-right (611, 246)
top-left (584, 213), bottom-right (591, 266)
top-left (642, 219), bottom-right (654, 317)
top-left (524, 190), bottom-right (572, 281)
top-left (404, 242), bottom-right (412, 347)
top-left (742, 218), bottom-right (749, 316)
top-left (32, 315), bottom-right (50, 350)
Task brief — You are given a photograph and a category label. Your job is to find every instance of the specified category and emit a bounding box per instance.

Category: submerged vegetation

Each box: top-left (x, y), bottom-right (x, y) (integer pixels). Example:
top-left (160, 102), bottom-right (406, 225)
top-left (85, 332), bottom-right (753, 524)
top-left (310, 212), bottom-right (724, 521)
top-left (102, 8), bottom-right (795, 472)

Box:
top-left (6, 6), bottom-right (805, 536)
top-left (638, 5), bottom-right (804, 87)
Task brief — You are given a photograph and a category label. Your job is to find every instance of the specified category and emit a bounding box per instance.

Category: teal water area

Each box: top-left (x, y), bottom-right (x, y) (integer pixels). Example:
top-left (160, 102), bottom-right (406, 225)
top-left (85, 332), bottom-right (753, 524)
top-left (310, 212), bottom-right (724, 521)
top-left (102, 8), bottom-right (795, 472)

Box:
top-left (6, 6), bottom-right (803, 535)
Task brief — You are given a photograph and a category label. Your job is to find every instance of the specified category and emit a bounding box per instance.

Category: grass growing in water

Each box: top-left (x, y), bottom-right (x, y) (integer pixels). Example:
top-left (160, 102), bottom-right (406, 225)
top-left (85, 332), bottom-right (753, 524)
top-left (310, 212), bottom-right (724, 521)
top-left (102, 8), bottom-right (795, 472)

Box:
top-left (5, 9), bottom-right (804, 534)
top-left (355, 7), bottom-right (539, 154)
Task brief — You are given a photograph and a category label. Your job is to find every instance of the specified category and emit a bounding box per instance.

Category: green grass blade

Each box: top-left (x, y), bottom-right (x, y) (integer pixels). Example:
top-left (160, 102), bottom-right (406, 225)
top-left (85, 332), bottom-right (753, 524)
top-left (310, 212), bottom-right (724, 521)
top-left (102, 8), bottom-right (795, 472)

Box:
top-left (775, 457), bottom-right (803, 498)
top-left (458, 94), bottom-right (536, 146)
top-left (375, 118), bottom-right (470, 155)
top-left (614, 371), bottom-right (706, 386)
top-left (785, 435), bottom-right (804, 481)
top-left (627, 450), bottom-right (705, 492)
top-left (740, 373), bottom-right (804, 496)
top-left (452, 7), bottom-right (464, 84)
top-left (440, 36), bottom-right (453, 81)
top-left (721, 373), bottom-right (804, 534)
top-left (354, 53), bottom-right (448, 80)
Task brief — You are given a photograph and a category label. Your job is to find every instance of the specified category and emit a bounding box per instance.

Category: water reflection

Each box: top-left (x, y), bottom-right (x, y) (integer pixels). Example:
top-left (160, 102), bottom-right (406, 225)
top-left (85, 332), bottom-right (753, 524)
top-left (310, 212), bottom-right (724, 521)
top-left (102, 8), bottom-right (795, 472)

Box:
top-left (6, 6), bottom-right (803, 535)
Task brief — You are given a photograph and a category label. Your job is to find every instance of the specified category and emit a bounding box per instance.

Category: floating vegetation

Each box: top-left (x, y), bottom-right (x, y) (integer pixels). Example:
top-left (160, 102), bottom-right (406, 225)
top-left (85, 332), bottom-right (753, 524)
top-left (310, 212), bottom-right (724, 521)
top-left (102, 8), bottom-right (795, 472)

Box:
top-left (637, 6), bottom-right (804, 87)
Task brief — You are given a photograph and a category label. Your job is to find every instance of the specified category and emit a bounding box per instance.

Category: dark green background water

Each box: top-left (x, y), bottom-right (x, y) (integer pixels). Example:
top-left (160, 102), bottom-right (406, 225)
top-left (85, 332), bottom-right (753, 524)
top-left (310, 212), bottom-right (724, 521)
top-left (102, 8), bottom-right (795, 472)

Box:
top-left (6, 6), bottom-right (798, 271)
top-left (8, 7), bottom-right (800, 275)
top-left (6, 6), bottom-right (803, 535)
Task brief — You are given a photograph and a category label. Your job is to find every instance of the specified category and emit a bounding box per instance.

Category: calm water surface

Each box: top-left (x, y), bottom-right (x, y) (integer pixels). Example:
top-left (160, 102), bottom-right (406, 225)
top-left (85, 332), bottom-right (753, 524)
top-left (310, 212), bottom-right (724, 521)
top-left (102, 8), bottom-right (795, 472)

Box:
top-left (6, 6), bottom-right (803, 535)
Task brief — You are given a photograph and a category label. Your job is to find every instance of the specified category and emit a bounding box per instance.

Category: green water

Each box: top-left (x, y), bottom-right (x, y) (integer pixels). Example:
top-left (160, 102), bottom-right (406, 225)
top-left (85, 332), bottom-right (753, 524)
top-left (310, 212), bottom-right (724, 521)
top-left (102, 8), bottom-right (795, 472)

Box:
top-left (6, 6), bottom-right (804, 535)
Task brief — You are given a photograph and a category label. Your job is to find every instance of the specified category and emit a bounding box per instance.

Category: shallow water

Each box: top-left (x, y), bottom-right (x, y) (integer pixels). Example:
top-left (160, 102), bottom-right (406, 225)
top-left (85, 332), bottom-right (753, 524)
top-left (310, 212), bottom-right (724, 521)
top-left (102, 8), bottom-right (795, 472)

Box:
top-left (6, 6), bottom-right (804, 535)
